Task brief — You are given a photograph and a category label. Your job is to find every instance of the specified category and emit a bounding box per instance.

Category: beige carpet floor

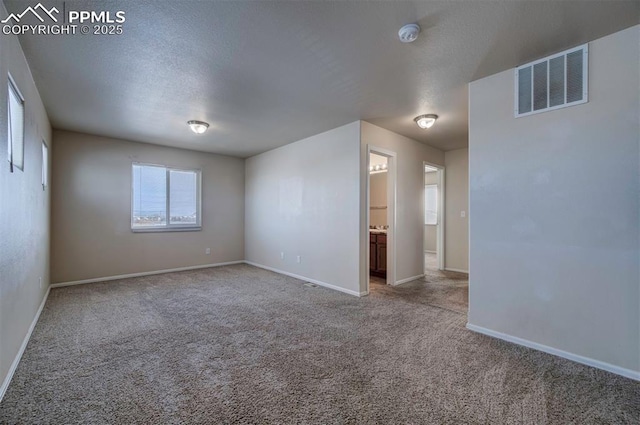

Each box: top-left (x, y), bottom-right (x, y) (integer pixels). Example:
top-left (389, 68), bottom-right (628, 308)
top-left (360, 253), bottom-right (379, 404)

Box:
top-left (425, 251), bottom-right (439, 271)
top-left (1, 264), bottom-right (638, 424)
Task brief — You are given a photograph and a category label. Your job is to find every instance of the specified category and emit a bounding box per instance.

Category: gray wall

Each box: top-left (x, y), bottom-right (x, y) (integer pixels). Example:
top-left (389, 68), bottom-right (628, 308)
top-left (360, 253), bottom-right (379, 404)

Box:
top-left (0, 2), bottom-right (52, 394)
top-left (51, 131), bottom-right (245, 283)
top-left (468, 25), bottom-right (639, 373)
top-left (245, 122), bottom-right (362, 295)
top-left (360, 122), bottom-right (445, 290)
top-left (444, 148), bottom-right (469, 271)
top-left (424, 171), bottom-right (438, 252)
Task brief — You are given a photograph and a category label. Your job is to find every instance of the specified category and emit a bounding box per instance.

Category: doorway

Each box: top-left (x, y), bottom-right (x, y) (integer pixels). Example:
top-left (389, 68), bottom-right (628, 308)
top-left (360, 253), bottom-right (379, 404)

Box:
top-left (424, 164), bottom-right (444, 272)
top-left (366, 146), bottom-right (396, 293)
top-left (369, 153), bottom-right (388, 288)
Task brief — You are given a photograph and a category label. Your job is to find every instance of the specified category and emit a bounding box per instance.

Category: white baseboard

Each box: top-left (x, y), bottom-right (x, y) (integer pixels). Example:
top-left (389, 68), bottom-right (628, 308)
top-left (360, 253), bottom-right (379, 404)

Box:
top-left (51, 261), bottom-right (245, 288)
top-left (466, 323), bottom-right (640, 381)
top-left (395, 274), bottom-right (424, 285)
top-left (445, 267), bottom-right (469, 274)
top-left (0, 286), bottom-right (50, 403)
top-left (244, 261), bottom-right (364, 297)
top-left (424, 250), bottom-right (437, 254)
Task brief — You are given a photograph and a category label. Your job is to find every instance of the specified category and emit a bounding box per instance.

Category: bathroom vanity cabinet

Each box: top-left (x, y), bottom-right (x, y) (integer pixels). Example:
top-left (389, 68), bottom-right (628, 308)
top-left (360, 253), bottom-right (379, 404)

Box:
top-left (369, 233), bottom-right (387, 278)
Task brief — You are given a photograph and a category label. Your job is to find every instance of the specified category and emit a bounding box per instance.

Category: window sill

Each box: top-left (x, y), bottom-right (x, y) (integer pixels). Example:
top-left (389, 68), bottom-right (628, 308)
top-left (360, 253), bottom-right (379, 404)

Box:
top-left (132, 227), bottom-right (202, 233)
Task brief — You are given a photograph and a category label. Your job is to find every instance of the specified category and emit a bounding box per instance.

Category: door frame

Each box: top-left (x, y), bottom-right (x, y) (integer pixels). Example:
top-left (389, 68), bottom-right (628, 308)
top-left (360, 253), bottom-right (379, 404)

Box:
top-left (366, 145), bottom-right (397, 293)
top-left (424, 162), bottom-right (445, 271)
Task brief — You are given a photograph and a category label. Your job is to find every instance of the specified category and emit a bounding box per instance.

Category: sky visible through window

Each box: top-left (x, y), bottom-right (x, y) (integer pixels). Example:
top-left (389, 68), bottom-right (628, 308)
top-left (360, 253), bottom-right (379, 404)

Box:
top-left (133, 165), bottom-right (197, 225)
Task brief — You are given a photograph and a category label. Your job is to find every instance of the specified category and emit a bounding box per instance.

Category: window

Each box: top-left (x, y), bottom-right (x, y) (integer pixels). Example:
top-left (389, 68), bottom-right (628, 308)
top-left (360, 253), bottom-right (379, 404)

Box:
top-left (7, 76), bottom-right (24, 171)
top-left (42, 141), bottom-right (48, 189)
top-left (132, 163), bottom-right (201, 231)
top-left (425, 184), bottom-right (437, 225)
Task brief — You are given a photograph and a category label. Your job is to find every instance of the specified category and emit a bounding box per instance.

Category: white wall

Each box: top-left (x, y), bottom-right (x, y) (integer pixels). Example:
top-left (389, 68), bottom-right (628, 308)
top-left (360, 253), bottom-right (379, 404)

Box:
top-left (468, 26), bottom-right (639, 375)
top-left (444, 148), bottom-right (469, 271)
top-left (360, 122), bottom-right (445, 290)
top-left (51, 131), bottom-right (245, 283)
top-left (245, 122), bottom-right (362, 295)
top-left (424, 171), bottom-right (438, 252)
top-left (0, 1), bottom-right (52, 396)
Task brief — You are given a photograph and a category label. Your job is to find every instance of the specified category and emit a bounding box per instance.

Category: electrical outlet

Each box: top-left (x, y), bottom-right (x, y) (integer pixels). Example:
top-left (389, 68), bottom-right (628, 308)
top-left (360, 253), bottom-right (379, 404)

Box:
top-left (205, 248), bottom-right (211, 255)
top-left (280, 252), bottom-right (285, 260)
top-left (460, 211), bottom-right (466, 218)
top-left (296, 255), bottom-right (301, 263)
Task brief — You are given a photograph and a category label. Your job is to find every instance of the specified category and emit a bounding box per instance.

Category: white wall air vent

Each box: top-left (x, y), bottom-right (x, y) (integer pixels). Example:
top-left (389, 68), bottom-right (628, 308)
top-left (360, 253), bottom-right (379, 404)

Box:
top-left (515, 44), bottom-right (588, 117)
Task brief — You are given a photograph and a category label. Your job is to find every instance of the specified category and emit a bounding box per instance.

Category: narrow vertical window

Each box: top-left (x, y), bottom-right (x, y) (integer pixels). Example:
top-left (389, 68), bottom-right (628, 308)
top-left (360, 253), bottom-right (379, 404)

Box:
top-left (42, 141), bottom-right (48, 189)
top-left (7, 76), bottom-right (25, 172)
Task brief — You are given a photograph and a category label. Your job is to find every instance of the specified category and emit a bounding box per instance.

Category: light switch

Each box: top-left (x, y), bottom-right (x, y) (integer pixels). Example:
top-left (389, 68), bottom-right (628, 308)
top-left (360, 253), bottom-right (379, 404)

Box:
top-left (461, 211), bottom-right (466, 218)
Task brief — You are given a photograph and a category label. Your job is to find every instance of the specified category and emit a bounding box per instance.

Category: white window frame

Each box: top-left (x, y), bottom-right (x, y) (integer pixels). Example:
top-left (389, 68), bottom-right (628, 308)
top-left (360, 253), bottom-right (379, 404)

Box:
top-left (131, 162), bottom-right (202, 232)
top-left (425, 184), bottom-right (438, 225)
top-left (7, 74), bottom-right (25, 172)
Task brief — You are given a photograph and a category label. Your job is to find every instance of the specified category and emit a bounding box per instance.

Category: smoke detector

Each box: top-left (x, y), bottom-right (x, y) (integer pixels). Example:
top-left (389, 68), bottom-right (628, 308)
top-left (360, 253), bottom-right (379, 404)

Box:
top-left (398, 23), bottom-right (420, 43)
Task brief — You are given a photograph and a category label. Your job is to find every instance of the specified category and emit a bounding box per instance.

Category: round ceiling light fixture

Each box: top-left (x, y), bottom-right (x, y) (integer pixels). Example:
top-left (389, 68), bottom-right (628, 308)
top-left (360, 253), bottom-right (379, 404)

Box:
top-left (398, 23), bottom-right (421, 43)
top-left (187, 120), bottom-right (209, 134)
top-left (414, 114), bottom-right (438, 129)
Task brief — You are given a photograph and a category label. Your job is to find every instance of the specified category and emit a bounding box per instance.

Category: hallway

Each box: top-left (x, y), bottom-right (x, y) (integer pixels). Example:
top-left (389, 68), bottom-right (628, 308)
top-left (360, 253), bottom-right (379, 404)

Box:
top-left (370, 253), bottom-right (468, 314)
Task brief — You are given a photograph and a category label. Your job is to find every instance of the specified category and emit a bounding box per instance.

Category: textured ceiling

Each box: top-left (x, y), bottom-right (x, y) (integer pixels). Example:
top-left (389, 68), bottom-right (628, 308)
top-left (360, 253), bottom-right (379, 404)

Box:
top-left (4, 0), bottom-right (639, 157)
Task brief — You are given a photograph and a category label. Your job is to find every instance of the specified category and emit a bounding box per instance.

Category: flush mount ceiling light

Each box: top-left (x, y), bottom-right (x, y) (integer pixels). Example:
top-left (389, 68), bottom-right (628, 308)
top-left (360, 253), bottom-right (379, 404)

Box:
top-left (187, 120), bottom-right (209, 134)
top-left (398, 23), bottom-right (420, 43)
top-left (414, 114), bottom-right (438, 129)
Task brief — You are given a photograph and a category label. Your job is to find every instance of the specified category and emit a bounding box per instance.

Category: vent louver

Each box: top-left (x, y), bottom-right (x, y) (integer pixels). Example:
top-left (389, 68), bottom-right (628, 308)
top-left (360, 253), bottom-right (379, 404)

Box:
top-left (515, 44), bottom-right (588, 117)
